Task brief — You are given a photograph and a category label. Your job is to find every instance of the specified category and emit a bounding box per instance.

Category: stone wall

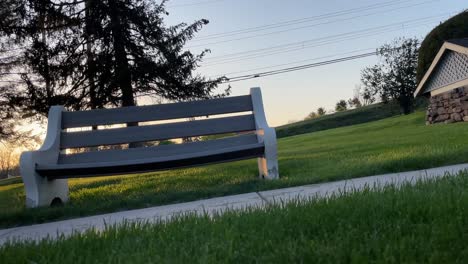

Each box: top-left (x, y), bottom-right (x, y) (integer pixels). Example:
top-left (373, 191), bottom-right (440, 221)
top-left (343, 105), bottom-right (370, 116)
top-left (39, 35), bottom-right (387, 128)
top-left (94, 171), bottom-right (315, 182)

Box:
top-left (426, 86), bottom-right (468, 124)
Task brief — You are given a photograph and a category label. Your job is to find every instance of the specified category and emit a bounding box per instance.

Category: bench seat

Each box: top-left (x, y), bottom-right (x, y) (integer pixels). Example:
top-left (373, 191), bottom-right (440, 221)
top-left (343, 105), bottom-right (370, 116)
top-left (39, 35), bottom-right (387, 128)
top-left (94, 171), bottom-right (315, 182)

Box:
top-left (20, 87), bottom-right (278, 207)
top-left (37, 134), bottom-right (264, 179)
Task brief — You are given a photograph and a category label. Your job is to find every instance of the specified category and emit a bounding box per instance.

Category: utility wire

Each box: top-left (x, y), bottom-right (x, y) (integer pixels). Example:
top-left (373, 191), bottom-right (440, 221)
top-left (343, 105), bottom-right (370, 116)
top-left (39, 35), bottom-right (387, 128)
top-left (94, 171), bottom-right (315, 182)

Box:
top-left (194, 0), bottom-right (424, 41)
top-left (202, 23), bottom-right (430, 67)
top-left (210, 48), bottom-right (376, 78)
top-left (188, 0), bottom-right (442, 47)
top-left (202, 12), bottom-right (447, 62)
top-left (201, 15), bottom-right (446, 67)
top-left (221, 52), bottom-right (377, 83)
top-left (167, 0), bottom-right (225, 8)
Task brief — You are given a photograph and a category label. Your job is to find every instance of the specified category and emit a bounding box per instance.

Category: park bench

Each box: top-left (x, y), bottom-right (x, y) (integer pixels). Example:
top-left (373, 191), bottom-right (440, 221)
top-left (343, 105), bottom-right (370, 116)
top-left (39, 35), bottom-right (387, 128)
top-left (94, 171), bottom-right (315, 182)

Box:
top-left (20, 87), bottom-right (279, 207)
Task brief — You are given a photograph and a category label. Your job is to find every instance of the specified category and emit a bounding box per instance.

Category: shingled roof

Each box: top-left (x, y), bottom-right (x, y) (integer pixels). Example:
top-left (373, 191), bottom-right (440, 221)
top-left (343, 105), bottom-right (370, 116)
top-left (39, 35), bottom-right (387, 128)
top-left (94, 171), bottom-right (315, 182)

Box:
top-left (447, 38), bottom-right (468, 48)
top-left (414, 38), bottom-right (468, 97)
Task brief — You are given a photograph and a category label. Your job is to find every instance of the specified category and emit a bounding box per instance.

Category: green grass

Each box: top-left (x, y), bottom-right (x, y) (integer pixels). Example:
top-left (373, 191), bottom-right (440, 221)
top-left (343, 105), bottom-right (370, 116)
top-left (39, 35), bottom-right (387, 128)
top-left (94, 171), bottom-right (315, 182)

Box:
top-left (0, 177), bottom-right (22, 187)
top-left (1, 111), bottom-right (468, 228)
top-left (2, 172), bottom-right (468, 263)
top-left (276, 102), bottom-right (402, 138)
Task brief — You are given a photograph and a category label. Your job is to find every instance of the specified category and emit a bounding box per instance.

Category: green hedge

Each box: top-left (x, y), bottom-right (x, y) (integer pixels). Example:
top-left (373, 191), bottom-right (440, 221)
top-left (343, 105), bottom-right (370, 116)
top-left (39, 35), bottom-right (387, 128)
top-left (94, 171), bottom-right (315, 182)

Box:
top-left (417, 11), bottom-right (468, 82)
top-left (275, 102), bottom-right (402, 138)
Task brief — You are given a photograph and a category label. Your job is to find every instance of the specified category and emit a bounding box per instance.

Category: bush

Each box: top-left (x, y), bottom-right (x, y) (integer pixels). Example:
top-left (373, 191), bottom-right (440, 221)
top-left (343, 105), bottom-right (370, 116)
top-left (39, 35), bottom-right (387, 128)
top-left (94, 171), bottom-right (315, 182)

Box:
top-left (276, 102), bottom-right (402, 138)
top-left (417, 11), bottom-right (468, 82)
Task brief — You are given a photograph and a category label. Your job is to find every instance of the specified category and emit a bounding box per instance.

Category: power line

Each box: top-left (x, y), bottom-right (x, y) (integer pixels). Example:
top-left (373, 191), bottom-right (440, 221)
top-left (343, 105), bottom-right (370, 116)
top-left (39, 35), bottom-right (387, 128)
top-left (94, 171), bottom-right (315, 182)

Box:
top-left (201, 15), bottom-right (446, 67)
top-left (193, 0), bottom-right (424, 41)
top-left (201, 23), bottom-right (429, 67)
top-left (228, 52), bottom-right (377, 79)
top-left (0, 80), bottom-right (26, 83)
top-left (210, 48), bottom-right (376, 78)
top-left (167, 0), bottom-right (225, 8)
top-left (221, 52), bottom-right (377, 83)
top-left (201, 24), bottom-right (417, 66)
top-left (188, 0), bottom-right (442, 47)
top-left (202, 13), bottom-right (446, 62)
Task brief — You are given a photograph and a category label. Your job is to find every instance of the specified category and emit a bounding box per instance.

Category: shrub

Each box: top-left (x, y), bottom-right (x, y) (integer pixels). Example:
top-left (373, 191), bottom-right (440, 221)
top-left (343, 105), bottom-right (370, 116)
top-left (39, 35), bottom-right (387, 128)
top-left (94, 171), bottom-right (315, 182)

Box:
top-left (417, 11), bottom-right (468, 82)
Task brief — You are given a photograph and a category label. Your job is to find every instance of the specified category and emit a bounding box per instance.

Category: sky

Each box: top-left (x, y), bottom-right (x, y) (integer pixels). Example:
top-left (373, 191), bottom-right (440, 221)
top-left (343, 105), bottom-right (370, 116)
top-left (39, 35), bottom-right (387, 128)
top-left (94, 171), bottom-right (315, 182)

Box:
top-left (161, 0), bottom-right (466, 126)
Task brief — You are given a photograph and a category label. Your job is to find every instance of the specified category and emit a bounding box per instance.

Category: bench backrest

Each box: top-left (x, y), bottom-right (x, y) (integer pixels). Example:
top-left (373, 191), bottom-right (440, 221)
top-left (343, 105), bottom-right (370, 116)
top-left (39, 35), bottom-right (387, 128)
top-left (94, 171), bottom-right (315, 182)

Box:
top-left (55, 88), bottom-right (266, 150)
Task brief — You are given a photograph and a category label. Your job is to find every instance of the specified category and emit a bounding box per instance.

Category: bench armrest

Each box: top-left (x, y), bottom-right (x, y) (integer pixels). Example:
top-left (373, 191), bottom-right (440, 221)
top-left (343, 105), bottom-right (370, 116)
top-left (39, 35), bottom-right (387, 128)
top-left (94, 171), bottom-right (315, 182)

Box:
top-left (39, 106), bottom-right (65, 153)
top-left (250, 87), bottom-right (276, 142)
top-left (250, 87), bottom-right (275, 135)
top-left (21, 106), bottom-right (64, 165)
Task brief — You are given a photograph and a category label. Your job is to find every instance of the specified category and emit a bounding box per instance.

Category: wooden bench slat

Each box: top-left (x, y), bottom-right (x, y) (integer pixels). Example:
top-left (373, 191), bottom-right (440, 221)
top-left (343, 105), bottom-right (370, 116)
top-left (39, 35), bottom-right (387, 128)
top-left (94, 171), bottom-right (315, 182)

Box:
top-left (59, 134), bottom-right (259, 164)
top-left (61, 114), bottom-right (256, 149)
top-left (38, 143), bottom-right (265, 179)
top-left (62, 95), bottom-right (253, 129)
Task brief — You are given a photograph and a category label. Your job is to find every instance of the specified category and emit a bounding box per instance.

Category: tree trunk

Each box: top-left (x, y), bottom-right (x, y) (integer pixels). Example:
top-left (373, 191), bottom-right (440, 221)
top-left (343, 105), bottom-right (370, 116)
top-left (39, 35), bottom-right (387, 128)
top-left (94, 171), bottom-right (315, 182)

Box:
top-left (39, 3), bottom-right (52, 105)
top-left (399, 94), bottom-right (413, 115)
top-left (108, 0), bottom-right (139, 148)
top-left (85, 0), bottom-right (97, 110)
top-left (85, 0), bottom-right (99, 150)
top-left (108, 0), bottom-right (134, 108)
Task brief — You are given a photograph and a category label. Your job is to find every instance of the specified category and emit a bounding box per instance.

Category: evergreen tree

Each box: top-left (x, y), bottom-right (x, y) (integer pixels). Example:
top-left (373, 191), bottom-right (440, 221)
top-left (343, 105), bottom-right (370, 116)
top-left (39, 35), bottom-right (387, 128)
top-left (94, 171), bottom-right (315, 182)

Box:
top-left (0, 0), bottom-right (29, 141)
top-left (94, 0), bottom-right (228, 107)
top-left (0, 0), bottom-right (227, 139)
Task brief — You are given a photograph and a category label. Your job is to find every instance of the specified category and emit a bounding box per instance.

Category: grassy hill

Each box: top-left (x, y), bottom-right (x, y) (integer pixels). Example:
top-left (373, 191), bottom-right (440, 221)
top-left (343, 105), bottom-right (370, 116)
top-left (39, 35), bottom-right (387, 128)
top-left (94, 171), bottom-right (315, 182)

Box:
top-left (0, 111), bottom-right (467, 228)
top-left (276, 102), bottom-right (403, 138)
top-left (2, 172), bottom-right (468, 263)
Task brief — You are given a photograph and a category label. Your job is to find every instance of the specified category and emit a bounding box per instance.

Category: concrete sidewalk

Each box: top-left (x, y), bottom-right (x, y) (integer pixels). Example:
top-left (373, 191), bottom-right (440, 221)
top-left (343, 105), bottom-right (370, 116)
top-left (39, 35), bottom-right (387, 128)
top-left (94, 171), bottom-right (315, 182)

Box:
top-left (1, 163), bottom-right (468, 245)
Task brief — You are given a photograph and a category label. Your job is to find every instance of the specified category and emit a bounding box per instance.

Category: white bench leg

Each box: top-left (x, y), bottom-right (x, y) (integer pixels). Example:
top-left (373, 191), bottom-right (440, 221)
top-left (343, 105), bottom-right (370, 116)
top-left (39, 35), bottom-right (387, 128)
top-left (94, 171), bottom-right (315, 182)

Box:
top-left (20, 152), bottom-right (69, 208)
top-left (257, 128), bottom-right (279, 179)
top-left (258, 156), bottom-right (279, 179)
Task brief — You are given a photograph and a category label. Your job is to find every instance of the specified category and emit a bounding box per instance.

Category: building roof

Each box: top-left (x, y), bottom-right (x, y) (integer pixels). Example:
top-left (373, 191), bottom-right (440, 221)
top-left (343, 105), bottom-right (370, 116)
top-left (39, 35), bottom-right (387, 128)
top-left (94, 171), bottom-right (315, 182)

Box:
top-left (447, 38), bottom-right (468, 48)
top-left (414, 38), bottom-right (468, 97)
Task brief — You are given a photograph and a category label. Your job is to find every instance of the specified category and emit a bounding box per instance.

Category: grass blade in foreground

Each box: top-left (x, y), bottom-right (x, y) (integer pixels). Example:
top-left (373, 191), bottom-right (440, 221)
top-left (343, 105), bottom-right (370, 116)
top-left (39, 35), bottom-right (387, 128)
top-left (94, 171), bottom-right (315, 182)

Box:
top-left (2, 171), bottom-right (468, 263)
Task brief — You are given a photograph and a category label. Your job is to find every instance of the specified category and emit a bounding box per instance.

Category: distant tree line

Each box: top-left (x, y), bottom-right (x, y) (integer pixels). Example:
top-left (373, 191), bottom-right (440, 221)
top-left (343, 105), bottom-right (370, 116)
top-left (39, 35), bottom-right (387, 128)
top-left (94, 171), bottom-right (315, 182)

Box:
top-left (305, 107), bottom-right (326, 120)
top-left (0, 143), bottom-right (21, 179)
top-left (0, 0), bottom-right (227, 142)
top-left (305, 37), bottom-right (420, 120)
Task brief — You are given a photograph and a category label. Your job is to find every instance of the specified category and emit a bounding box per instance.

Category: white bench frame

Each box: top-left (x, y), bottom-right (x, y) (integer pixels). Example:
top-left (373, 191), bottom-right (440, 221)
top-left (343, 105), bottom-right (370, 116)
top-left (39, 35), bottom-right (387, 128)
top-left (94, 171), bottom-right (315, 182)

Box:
top-left (20, 87), bottom-right (278, 208)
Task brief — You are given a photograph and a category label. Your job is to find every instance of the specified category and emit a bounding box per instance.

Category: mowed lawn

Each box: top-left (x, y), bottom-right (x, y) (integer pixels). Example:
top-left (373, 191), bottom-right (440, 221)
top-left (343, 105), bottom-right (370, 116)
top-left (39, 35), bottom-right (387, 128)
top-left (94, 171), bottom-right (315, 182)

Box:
top-left (2, 172), bottom-right (468, 263)
top-left (1, 111), bottom-right (468, 228)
